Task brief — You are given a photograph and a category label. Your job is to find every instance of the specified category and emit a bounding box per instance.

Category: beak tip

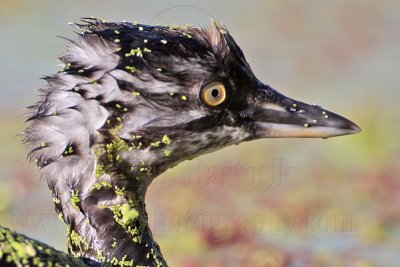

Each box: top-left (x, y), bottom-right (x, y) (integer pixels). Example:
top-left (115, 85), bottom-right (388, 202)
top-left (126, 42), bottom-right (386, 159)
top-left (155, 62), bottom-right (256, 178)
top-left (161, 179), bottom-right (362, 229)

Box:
top-left (347, 122), bottom-right (362, 135)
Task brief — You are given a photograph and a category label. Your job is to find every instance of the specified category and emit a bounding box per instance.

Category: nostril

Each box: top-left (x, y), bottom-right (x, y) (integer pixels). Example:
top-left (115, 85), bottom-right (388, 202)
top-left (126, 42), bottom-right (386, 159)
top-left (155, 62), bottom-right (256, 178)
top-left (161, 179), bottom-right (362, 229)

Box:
top-left (287, 106), bottom-right (304, 113)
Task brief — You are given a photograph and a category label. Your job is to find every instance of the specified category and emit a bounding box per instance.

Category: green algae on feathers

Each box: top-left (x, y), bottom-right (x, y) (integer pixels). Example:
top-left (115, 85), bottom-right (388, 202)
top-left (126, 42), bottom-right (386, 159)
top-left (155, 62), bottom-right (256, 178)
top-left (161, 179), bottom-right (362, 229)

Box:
top-left (0, 225), bottom-right (85, 266)
top-left (71, 190), bottom-right (81, 210)
top-left (67, 229), bottom-right (89, 258)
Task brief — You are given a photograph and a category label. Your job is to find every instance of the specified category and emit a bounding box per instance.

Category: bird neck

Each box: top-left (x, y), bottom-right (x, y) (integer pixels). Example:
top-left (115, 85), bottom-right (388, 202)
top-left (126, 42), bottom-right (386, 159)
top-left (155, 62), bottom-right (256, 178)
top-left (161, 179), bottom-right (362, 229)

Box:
top-left (46, 138), bottom-right (169, 266)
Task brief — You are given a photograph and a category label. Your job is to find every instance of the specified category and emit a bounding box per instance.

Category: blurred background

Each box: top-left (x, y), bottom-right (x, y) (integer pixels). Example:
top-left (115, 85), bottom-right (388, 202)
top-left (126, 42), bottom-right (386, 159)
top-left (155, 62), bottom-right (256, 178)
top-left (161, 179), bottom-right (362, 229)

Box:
top-left (0, 1), bottom-right (399, 266)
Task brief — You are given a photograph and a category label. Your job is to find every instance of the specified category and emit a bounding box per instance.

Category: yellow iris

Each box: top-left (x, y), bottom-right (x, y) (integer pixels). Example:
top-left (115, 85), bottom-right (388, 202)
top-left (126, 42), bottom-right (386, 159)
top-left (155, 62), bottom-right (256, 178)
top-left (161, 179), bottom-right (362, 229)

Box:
top-left (201, 82), bottom-right (227, 107)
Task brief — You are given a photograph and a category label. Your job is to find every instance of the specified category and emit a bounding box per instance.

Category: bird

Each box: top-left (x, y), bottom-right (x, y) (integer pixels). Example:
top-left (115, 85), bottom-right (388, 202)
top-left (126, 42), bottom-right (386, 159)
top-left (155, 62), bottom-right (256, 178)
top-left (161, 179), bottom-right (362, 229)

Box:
top-left (0, 18), bottom-right (360, 267)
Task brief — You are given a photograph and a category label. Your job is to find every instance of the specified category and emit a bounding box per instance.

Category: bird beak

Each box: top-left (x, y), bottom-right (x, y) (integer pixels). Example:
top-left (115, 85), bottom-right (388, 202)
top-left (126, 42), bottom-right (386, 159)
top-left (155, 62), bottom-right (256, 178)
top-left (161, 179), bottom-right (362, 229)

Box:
top-left (246, 85), bottom-right (361, 139)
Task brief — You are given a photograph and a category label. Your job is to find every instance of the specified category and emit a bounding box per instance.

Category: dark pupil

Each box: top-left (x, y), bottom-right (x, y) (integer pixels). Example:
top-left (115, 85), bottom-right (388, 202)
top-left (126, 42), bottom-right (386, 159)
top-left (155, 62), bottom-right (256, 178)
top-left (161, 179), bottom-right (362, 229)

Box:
top-left (211, 89), bottom-right (219, 98)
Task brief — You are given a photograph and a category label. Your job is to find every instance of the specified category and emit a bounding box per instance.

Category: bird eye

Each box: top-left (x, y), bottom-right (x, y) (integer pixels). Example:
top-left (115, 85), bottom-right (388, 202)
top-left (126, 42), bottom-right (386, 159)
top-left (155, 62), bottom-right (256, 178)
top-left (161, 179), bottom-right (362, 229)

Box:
top-left (200, 82), bottom-right (227, 107)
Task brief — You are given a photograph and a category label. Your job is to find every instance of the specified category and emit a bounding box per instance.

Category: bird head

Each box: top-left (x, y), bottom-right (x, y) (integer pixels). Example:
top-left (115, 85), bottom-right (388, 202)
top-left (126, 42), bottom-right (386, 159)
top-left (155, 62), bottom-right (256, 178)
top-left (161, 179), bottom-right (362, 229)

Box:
top-left (27, 18), bottom-right (361, 177)
top-left (75, 20), bottom-right (360, 172)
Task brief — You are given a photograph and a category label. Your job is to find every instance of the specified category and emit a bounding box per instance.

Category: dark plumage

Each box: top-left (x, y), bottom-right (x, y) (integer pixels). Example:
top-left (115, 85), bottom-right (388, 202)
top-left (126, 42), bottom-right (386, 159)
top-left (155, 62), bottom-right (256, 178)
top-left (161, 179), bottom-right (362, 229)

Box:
top-left (4, 18), bottom-right (361, 266)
